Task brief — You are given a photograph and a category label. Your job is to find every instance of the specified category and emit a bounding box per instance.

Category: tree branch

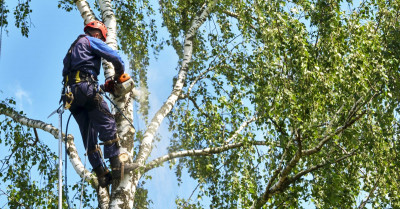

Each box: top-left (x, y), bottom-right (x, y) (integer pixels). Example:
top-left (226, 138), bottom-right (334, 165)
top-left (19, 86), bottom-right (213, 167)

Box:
top-left (144, 141), bottom-right (267, 172)
top-left (26, 128), bottom-right (39, 146)
top-left (225, 116), bottom-right (258, 144)
top-left (302, 110), bottom-right (366, 156)
top-left (136, 1), bottom-right (217, 166)
top-left (302, 92), bottom-right (378, 157)
top-left (182, 95), bottom-right (212, 120)
top-left (358, 175), bottom-right (380, 209)
top-left (251, 140), bottom-right (302, 209)
top-left (289, 150), bottom-right (356, 185)
top-left (98, 0), bottom-right (120, 80)
top-left (183, 60), bottom-right (233, 98)
top-left (179, 62), bottom-right (236, 120)
top-left (223, 10), bottom-right (257, 31)
top-left (252, 150), bottom-right (356, 209)
top-left (268, 116), bottom-right (288, 137)
top-left (0, 188), bottom-right (27, 207)
top-left (250, 93), bottom-right (379, 209)
top-left (262, 140), bottom-right (292, 198)
top-left (96, 1), bottom-right (136, 208)
top-left (0, 105), bottom-right (99, 189)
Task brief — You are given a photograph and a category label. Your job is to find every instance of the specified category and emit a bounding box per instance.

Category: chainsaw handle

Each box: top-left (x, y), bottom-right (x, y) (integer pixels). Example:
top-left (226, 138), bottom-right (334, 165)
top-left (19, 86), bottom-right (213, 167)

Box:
top-left (117, 73), bottom-right (131, 83)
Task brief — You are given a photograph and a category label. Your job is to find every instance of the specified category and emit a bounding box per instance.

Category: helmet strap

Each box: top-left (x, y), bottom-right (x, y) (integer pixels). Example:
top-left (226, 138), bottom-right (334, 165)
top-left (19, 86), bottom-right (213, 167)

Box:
top-left (87, 29), bottom-right (104, 41)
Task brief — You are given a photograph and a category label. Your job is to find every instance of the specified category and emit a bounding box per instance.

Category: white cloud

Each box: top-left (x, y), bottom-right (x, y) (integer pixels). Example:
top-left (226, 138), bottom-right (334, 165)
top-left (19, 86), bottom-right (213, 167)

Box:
top-left (14, 84), bottom-right (32, 110)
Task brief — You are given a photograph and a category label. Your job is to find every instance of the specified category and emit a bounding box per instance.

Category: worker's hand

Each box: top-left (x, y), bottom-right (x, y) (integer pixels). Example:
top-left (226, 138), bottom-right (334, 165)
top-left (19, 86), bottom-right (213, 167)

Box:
top-left (104, 79), bottom-right (116, 93)
top-left (114, 73), bottom-right (123, 83)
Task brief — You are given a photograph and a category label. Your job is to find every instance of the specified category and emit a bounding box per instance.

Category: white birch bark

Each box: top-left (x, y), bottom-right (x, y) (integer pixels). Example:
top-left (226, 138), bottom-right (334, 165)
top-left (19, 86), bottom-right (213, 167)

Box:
top-left (132, 3), bottom-right (216, 207)
top-left (98, 0), bottom-right (118, 79)
top-left (76, 0), bottom-right (96, 24)
top-left (97, 0), bottom-right (135, 144)
top-left (145, 141), bottom-right (268, 172)
top-left (0, 107), bottom-right (101, 189)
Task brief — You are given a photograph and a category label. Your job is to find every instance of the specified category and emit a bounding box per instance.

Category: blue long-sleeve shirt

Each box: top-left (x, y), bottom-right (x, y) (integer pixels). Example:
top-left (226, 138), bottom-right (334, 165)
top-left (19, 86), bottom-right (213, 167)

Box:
top-left (63, 34), bottom-right (125, 78)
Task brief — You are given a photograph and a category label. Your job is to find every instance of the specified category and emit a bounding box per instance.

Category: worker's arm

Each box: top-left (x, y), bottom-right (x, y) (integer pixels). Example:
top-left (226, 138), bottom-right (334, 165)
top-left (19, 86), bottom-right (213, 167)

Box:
top-left (86, 36), bottom-right (125, 76)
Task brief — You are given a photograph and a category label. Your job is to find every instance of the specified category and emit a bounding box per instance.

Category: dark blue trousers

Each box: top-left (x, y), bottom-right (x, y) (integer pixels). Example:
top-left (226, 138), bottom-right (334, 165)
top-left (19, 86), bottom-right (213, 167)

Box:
top-left (68, 82), bottom-right (120, 169)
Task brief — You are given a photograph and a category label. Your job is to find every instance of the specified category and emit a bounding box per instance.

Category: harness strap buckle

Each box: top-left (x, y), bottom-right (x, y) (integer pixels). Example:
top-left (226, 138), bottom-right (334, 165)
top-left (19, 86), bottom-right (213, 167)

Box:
top-left (64, 86), bottom-right (74, 109)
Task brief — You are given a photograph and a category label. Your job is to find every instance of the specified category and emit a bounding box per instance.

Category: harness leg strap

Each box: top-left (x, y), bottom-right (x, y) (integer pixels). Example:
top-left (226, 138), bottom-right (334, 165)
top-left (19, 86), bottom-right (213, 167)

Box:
top-left (85, 145), bottom-right (102, 156)
top-left (100, 136), bottom-right (120, 147)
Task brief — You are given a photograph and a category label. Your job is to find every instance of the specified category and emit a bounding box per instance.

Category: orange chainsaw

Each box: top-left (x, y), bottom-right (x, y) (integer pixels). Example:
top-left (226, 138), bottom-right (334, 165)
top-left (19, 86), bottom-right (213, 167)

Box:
top-left (102, 73), bottom-right (134, 97)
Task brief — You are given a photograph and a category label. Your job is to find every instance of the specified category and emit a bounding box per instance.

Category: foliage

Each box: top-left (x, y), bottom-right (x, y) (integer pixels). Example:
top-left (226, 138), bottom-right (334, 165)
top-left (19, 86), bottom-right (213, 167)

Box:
top-left (113, 0), bottom-right (160, 122)
top-left (0, 98), bottom-right (98, 208)
top-left (164, 0), bottom-right (400, 208)
top-left (0, 0), bottom-right (33, 37)
top-left (0, 98), bottom-right (60, 207)
top-left (133, 181), bottom-right (152, 209)
top-left (2, 0), bottom-right (400, 208)
top-left (0, 0), bottom-right (9, 29)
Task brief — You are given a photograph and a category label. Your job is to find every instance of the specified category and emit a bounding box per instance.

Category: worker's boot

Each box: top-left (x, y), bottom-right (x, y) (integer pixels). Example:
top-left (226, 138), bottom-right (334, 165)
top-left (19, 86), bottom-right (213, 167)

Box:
top-left (109, 152), bottom-right (139, 180)
top-left (93, 166), bottom-right (112, 188)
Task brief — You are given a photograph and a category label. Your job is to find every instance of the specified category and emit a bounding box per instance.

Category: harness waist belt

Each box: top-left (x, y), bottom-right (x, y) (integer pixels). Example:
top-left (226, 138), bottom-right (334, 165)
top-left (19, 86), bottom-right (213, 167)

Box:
top-left (64, 70), bottom-right (97, 86)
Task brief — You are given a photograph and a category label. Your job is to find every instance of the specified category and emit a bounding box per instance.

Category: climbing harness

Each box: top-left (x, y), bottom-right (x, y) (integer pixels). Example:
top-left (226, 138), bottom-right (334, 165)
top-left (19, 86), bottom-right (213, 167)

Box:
top-left (64, 86), bottom-right (74, 110)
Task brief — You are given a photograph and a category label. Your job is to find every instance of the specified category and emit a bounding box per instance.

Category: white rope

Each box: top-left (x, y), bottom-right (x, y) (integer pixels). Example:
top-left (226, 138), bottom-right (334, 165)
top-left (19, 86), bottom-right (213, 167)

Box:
top-left (57, 108), bottom-right (64, 209)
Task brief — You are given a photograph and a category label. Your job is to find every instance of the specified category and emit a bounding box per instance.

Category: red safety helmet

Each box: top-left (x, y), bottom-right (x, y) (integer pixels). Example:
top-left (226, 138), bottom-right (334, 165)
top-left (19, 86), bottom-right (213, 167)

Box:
top-left (84, 20), bottom-right (108, 41)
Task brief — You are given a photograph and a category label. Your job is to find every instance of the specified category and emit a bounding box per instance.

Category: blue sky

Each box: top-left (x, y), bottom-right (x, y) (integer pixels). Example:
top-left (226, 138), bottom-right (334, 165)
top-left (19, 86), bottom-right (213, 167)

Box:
top-left (0, 1), bottom-right (201, 208)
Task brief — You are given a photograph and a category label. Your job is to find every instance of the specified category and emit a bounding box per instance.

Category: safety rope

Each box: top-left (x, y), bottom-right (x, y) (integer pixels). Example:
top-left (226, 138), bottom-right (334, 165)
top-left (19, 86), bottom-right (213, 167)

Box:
top-left (101, 91), bottom-right (135, 129)
top-left (115, 91), bottom-right (133, 120)
top-left (79, 121), bottom-right (91, 209)
top-left (57, 108), bottom-right (63, 209)
top-left (64, 113), bottom-right (72, 209)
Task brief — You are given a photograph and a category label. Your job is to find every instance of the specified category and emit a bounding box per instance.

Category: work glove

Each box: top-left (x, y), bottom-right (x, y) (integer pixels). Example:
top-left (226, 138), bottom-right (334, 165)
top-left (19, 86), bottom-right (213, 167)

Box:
top-left (114, 73), bottom-right (123, 83)
top-left (103, 79), bottom-right (116, 93)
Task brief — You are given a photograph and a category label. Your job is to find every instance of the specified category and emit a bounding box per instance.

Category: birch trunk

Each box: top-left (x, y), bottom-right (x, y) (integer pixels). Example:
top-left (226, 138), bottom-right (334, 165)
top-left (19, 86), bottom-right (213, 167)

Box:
top-left (0, 107), bottom-right (98, 185)
top-left (75, 0), bottom-right (96, 24)
top-left (97, 0), bottom-right (136, 208)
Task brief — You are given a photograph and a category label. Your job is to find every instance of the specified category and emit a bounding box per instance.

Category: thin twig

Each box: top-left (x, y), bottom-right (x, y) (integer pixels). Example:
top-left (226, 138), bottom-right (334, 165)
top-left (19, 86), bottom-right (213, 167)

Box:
top-left (225, 116), bottom-right (258, 144)
top-left (27, 128), bottom-right (39, 146)
top-left (0, 188), bottom-right (27, 207)
top-left (358, 175), bottom-right (380, 209)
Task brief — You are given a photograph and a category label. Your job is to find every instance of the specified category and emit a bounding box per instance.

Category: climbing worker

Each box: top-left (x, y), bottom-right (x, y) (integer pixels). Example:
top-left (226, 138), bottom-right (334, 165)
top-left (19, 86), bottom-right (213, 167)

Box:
top-left (61, 20), bottom-right (135, 188)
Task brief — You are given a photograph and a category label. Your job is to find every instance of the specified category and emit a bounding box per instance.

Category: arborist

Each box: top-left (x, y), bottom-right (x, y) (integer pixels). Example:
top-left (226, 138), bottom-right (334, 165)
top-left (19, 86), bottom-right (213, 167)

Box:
top-left (61, 20), bottom-right (136, 188)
